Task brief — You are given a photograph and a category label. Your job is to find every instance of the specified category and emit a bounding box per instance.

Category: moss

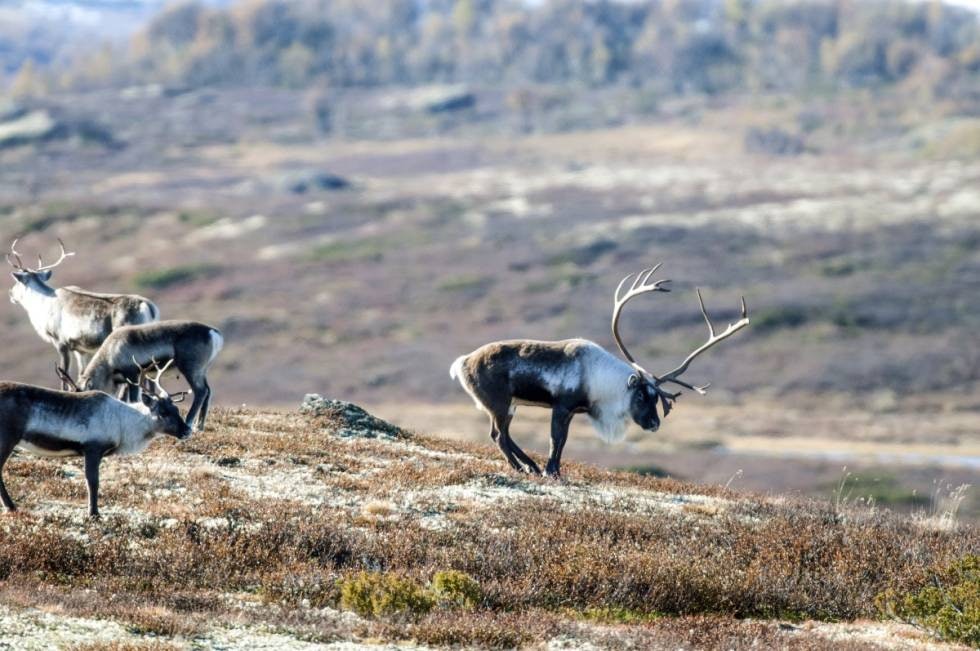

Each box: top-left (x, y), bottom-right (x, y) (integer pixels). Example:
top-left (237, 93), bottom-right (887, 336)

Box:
top-left (436, 274), bottom-right (493, 294)
top-left (878, 554), bottom-right (980, 647)
top-left (308, 237), bottom-right (388, 264)
top-left (133, 264), bottom-right (217, 290)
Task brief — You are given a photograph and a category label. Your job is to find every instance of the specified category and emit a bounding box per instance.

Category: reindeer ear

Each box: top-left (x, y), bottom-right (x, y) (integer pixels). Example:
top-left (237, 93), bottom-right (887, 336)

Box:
top-left (627, 373), bottom-right (641, 389)
top-left (37, 270), bottom-right (52, 282)
top-left (140, 392), bottom-right (157, 408)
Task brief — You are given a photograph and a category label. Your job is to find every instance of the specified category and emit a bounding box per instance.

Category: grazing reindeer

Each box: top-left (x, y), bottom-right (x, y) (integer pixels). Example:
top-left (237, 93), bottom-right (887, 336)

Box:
top-left (450, 264), bottom-right (749, 478)
top-left (79, 320), bottom-right (224, 432)
top-left (7, 239), bottom-right (160, 388)
top-left (0, 361), bottom-right (190, 518)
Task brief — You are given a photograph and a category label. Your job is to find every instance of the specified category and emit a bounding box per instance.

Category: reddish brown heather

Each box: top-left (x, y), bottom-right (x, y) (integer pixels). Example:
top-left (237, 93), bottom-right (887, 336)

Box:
top-left (0, 406), bottom-right (973, 649)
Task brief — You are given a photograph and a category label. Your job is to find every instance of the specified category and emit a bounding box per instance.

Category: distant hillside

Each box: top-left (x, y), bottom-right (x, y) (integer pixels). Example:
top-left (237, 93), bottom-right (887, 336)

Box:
top-left (11, 0), bottom-right (979, 106)
top-left (0, 400), bottom-right (974, 649)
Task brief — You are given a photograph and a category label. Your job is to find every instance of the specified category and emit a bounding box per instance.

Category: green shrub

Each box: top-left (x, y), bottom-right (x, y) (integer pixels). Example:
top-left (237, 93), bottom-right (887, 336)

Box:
top-left (436, 274), bottom-right (493, 294)
top-left (751, 305), bottom-right (808, 332)
top-left (309, 237), bottom-right (387, 263)
top-left (431, 570), bottom-right (482, 609)
top-left (133, 264), bottom-right (217, 290)
top-left (339, 571), bottom-right (434, 619)
top-left (878, 555), bottom-right (980, 646)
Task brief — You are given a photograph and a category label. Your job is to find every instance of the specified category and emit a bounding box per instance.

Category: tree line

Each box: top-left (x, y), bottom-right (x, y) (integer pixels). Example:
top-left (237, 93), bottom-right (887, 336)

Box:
top-left (11, 0), bottom-right (980, 99)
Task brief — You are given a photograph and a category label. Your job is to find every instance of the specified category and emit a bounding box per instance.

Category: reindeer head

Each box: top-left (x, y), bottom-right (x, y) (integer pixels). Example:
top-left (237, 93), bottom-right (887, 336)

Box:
top-left (135, 358), bottom-right (192, 440)
top-left (611, 264), bottom-right (750, 432)
top-left (7, 238), bottom-right (75, 305)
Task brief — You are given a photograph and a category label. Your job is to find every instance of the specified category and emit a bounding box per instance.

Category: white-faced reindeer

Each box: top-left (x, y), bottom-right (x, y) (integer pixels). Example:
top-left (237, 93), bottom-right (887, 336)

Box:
top-left (78, 320), bottom-right (223, 432)
top-left (7, 239), bottom-right (160, 388)
top-left (0, 361), bottom-right (190, 518)
top-left (450, 264), bottom-right (749, 478)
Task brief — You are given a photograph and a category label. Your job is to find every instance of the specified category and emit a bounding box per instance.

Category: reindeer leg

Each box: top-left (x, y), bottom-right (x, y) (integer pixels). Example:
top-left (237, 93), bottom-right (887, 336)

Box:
top-left (83, 445), bottom-right (106, 518)
top-left (195, 379), bottom-right (212, 431)
top-left (57, 346), bottom-right (71, 390)
top-left (545, 407), bottom-right (574, 479)
top-left (0, 437), bottom-right (18, 512)
top-left (507, 411), bottom-right (541, 475)
top-left (498, 409), bottom-right (541, 475)
top-left (490, 408), bottom-right (525, 472)
top-left (183, 379), bottom-right (207, 432)
top-left (72, 351), bottom-right (89, 380)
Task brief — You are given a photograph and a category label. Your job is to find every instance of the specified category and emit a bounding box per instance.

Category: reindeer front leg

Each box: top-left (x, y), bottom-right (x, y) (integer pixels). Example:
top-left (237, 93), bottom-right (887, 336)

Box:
top-left (546, 407), bottom-right (574, 478)
top-left (57, 346), bottom-right (71, 390)
top-left (0, 436), bottom-right (19, 512)
top-left (83, 445), bottom-right (107, 518)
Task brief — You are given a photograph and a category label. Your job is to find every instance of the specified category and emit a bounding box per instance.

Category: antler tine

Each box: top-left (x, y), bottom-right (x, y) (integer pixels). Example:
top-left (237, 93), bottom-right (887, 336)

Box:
top-left (611, 263), bottom-right (671, 371)
top-left (6, 238), bottom-right (24, 270)
top-left (125, 354), bottom-right (147, 389)
top-left (34, 238), bottom-right (75, 273)
top-left (55, 365), bottom-right (81, 392)
top-left (697, 288), bottom-right (715, 338)
top-left (146, 357), bottom-right (174, 397)
top-left (654, 288), bottom-right (750, 394)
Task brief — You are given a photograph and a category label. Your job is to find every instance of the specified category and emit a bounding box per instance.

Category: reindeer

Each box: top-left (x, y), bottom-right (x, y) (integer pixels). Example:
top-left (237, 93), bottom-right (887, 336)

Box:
top-left (0, 361), bottom-right (190, 518)
top-left (78, 320), bottom-right (224, 432)
top-left (7, 238), bottom-right (160, 388)
top-left (450, 264), bottom-right (749, 478)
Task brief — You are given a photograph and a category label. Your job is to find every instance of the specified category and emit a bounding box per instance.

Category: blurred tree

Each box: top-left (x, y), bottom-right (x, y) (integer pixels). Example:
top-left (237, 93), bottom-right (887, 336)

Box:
top-left (10, 59), bottom-right (44, 98)
top-left (278, 42), bottom-right (315, 88)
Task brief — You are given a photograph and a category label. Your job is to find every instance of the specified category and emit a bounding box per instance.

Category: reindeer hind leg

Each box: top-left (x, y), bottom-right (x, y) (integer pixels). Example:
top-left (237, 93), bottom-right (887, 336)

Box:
top-left (195, 378), bottom-right (212, 431)
top-left (501, 408), bottom-right (542, 475)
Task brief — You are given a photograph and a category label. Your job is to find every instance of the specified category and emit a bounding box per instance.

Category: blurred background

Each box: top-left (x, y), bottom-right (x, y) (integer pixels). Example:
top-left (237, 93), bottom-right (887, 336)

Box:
top-left (0, 0), bottom-right (977, 517)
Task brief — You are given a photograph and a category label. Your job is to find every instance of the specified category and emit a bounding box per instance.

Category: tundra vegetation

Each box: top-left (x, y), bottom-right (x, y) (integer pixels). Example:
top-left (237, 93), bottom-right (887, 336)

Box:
top-left (0, 401), bottom-right (974, 649)
top-left (0, 0), bottom-right (977, 646)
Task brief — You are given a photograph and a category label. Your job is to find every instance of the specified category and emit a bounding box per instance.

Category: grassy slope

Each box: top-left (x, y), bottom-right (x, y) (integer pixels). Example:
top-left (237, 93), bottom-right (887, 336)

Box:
top-left (0, 402), bottom-right (974, 650)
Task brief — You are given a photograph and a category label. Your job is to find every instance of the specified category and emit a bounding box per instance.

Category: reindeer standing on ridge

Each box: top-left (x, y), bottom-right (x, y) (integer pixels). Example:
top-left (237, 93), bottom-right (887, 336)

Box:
top-left (78, 320), bottom-right (224, 432)
top-left (0, 360), bottom-right (190, 518)
top-left (7, 239), bottom-right (159, 388)
top-left (450, 264), bottom-right (750, 478)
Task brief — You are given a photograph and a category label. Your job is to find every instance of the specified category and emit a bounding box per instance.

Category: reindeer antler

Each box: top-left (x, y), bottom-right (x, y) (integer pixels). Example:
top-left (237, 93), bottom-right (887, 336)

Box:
top-left (610, 264), bottom-right (750, 400)
top-left (6, 239), bottom-right (25, 271)
top-left (611, 263), bottom-right (671, 375)
top-left (6, 238), bottom-right (74, 273)
top-left (35, 238), bottom-right (75, 272)
top-left (653, 289), bottom-right (749, 395)
top-left (55, 365), bottom-right (81, 392)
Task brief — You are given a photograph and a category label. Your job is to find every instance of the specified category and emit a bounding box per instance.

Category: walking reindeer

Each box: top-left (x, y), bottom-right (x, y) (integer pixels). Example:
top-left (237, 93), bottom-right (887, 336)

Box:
top-left (7, 239), bottom-right (159, 388)
top-left (78, 320), bottom-right (224, 432)
top-left (450, 264), bottom-right (749, 477)
top-left (0, 360), bottom-right (190, 518)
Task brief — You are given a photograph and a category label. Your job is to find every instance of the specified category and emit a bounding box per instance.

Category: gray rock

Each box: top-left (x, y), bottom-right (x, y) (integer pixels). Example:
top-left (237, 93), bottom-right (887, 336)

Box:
top-left (282, 170), bottom-right (351, 194)
top-left (300, 394), bottom-right (406, 439)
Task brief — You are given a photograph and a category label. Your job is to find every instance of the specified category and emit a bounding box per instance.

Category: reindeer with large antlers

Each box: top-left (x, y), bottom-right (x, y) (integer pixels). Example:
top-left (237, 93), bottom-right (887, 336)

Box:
top-left (7, 238), bottom-right (160, 388)
top-left (450, 264), bottom-right (749, 478)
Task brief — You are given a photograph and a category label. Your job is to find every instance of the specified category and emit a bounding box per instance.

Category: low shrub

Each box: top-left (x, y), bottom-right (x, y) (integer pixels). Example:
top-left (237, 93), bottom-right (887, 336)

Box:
top-left (339, 571), bottom-right (434, 619)
top-left (431, 570), bottom-right (482, 609)
top-left (878, 554), bottom-right (979, 646)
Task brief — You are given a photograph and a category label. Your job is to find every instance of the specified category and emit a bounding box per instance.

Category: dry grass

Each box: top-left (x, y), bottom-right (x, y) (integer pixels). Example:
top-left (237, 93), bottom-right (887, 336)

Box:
top-left (0, 405), bottom-right (974, 648)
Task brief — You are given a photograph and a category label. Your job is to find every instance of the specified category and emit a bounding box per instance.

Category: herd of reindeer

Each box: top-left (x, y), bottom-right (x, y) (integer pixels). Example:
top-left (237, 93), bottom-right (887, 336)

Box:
top-left (0, 239), bottom-right (749, 519)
